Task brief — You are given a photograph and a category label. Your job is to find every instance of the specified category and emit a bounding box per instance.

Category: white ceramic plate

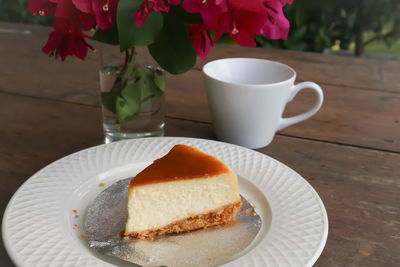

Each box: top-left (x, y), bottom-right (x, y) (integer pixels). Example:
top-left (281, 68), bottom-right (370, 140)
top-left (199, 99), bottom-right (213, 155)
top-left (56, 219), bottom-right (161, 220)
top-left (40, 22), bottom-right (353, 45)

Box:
top-left (2, 137), bottom-right (328, 267)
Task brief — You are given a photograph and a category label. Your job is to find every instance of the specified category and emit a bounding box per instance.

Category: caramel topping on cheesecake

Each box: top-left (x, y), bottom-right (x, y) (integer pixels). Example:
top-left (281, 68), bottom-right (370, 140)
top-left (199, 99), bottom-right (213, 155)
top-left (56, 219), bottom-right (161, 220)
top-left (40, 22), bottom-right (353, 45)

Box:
top-left (130, 144), bottom-right (231, 188)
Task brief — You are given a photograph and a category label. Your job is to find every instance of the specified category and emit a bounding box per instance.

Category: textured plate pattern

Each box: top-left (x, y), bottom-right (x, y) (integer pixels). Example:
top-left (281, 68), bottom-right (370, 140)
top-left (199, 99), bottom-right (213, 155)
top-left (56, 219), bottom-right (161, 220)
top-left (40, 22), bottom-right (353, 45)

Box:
top-left (2, 137), bottom-right (328, 267)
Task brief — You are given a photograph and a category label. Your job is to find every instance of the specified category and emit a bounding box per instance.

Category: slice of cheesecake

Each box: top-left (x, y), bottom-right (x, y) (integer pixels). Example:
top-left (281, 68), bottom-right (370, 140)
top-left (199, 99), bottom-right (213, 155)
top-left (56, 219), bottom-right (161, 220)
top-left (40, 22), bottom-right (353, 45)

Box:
top-left (124, 144), bottom-right (241, 240)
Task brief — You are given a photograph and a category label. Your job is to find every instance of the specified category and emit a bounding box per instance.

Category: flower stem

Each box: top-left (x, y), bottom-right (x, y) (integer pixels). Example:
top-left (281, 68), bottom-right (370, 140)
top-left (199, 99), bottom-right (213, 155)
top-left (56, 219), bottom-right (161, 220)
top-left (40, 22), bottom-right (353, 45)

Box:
top-left (120, 50), bottom-right (130, 74)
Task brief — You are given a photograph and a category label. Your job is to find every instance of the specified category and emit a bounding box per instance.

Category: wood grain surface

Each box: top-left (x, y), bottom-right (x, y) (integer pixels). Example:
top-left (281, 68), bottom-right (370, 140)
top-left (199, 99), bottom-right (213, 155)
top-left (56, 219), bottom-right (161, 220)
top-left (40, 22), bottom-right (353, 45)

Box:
top-left (1, 22), bottom-right (399, 152)
top-left (204, 45), bottom-right (400, 93)
top-left (1, 22), bottom-right (399, 267)
top-left (166, 70), bottom-right (400, 152)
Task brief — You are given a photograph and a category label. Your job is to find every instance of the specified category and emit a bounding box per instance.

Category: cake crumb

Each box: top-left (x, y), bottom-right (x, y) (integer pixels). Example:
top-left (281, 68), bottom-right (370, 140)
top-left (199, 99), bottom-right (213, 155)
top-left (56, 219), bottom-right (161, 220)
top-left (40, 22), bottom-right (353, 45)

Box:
top-left (120, 230), bottom-right (125, 237)
top-left (75, 215), bottom-right (79, 219)
top-left (79, 235), bottom-right (85, 239)
top-left (99, 183), bottom-right (105, 187)
top-left (247, 199), bottom-right (256, 210)
top-left (73, 210), bottom-right (77, 213)
top-left (359, 250), bottom-right (370, 257)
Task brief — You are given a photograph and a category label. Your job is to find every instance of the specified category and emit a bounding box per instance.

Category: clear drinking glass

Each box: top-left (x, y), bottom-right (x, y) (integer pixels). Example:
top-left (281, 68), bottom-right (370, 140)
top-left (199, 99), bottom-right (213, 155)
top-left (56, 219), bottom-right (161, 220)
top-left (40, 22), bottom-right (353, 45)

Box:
top-left (98, 45), bottom-right (165, 143)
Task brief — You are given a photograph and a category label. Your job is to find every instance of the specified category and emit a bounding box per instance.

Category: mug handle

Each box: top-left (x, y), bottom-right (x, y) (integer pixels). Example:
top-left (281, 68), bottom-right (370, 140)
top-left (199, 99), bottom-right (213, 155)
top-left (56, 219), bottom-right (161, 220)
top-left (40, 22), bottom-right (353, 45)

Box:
top-left (277, 82), bottom-right (324, 131)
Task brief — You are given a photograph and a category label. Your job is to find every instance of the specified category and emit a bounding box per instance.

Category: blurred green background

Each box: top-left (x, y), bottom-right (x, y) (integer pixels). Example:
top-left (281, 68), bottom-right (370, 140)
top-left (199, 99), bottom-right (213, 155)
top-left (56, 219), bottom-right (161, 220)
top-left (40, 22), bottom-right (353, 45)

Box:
top-left (1, 0), bottom-right (399, 57)
top-left (259, 0), bottom-right (400, 57)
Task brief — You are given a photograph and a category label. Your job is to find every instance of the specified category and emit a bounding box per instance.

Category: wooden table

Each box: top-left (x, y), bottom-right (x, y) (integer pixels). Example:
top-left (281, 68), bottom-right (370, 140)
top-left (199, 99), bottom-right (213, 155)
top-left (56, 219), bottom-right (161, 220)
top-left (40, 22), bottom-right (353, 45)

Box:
top-left (1, 22), bottom-right (399, 266)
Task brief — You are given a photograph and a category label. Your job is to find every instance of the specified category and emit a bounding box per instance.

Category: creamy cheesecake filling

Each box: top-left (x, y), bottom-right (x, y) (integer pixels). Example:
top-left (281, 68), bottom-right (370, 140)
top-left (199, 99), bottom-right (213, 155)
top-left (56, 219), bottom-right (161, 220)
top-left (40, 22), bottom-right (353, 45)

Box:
top-left (125, 173), bottom-right (240, 234)
top-left (124, 144), bottom-right (241, 240)
top-left (125, 201), bottom-right (242, 240)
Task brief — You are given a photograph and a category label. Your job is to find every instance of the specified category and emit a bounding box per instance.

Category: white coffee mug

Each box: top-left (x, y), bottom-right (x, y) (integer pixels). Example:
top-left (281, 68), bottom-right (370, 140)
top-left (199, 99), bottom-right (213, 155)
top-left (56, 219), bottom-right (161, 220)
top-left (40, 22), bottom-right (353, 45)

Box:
top-left (203, 58), bottom-right (323, 149)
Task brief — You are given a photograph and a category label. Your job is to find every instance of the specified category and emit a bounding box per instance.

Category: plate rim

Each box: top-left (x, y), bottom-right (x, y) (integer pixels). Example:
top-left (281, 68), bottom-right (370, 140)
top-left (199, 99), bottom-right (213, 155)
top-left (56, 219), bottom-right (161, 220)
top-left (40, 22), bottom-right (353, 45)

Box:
top-left (2, 137), bottom-right (329, 267)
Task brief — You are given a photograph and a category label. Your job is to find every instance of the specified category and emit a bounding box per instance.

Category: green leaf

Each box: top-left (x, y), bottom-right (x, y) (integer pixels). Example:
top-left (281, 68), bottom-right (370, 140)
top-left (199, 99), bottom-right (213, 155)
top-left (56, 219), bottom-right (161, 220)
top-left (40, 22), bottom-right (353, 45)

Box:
top-left (103, 63), bottom-right (165, 124)
top-left (92, 25), bottom-right (119, 45)
top-left (117, 0), bottom-right (163, 51)
top-left (101, 51), bottom-right (137, 115)
top-left (116, 83), bottom-right (141, 124)
top-left (115, 67), bottom-right (164, 124)
top-left (101, 79), bottom-right (123, 113)
top-left (101, 91), bottom-right (118, 113)
top-left (172, 5), bottom-right (203, 24)
top-left (122, 52), bottom-right (137, 82)
top-left (148, 10), bottom-right (197, 74)
top-left (153, 71), bottom-right (165, 92)
top-left (135, 69), bottom-right (163, 110)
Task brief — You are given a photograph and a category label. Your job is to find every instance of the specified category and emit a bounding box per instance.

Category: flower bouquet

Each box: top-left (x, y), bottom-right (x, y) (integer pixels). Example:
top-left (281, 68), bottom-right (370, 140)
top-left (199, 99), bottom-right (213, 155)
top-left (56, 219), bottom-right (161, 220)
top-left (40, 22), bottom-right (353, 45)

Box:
top-left (28, 0), bottom-right (293, 140)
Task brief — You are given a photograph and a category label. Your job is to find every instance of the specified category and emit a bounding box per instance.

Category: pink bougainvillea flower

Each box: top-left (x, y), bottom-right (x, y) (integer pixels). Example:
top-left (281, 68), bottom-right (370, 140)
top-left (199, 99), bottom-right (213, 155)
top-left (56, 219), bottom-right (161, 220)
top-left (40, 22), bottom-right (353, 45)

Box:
top-left (71, 0), bottom-right (92, 13)
top-left (91, 0), bottom-right (118, 30)
top-left (183, 0), bottom-right (269, 46)
top-left (183, 0), bottom-right (292, 47)
top-left (28, 0), bottom-right (97, 30)
top-left (51, 0), bottom-right (96, 29)
top-left (133, 0), bottom-right (180, 27)
top-left (182, 0), bottom-right (227, 30)
top-left (29, 0), bottom-right (294, 62)
top-left (280, 0), bottom-right (293, 5)
top-left (28, 0), bottom-right (96, 61)
top-left (214, 0), bottom-right (267, 47)
top-left (54, 0), bottom-right (77, 19)
top-left (72, 0), bottom-right (118, 30)
top-left (211, 0), bottom-right (292, 46)
top-left (133, 1), bottom-right (154, 27)
top-left (188, 23), bottom-right (212, 61)
top-left (42, 17), bottom-right (94, 61)
top-left (261, 0), bottom-right (292, 40)
top-left (81, 13), bottom-right (96, 30)
top-left (27, 0), bottom-right (58, 16)
top-left (168, 0), bottom-right (181, 5)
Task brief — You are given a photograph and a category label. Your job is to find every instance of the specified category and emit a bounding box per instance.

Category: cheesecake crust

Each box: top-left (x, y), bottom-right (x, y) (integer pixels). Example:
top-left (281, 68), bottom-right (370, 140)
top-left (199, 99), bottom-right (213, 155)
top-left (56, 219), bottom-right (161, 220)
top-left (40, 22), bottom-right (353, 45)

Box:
top-left (124, 201), bottom-right (242, 240)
